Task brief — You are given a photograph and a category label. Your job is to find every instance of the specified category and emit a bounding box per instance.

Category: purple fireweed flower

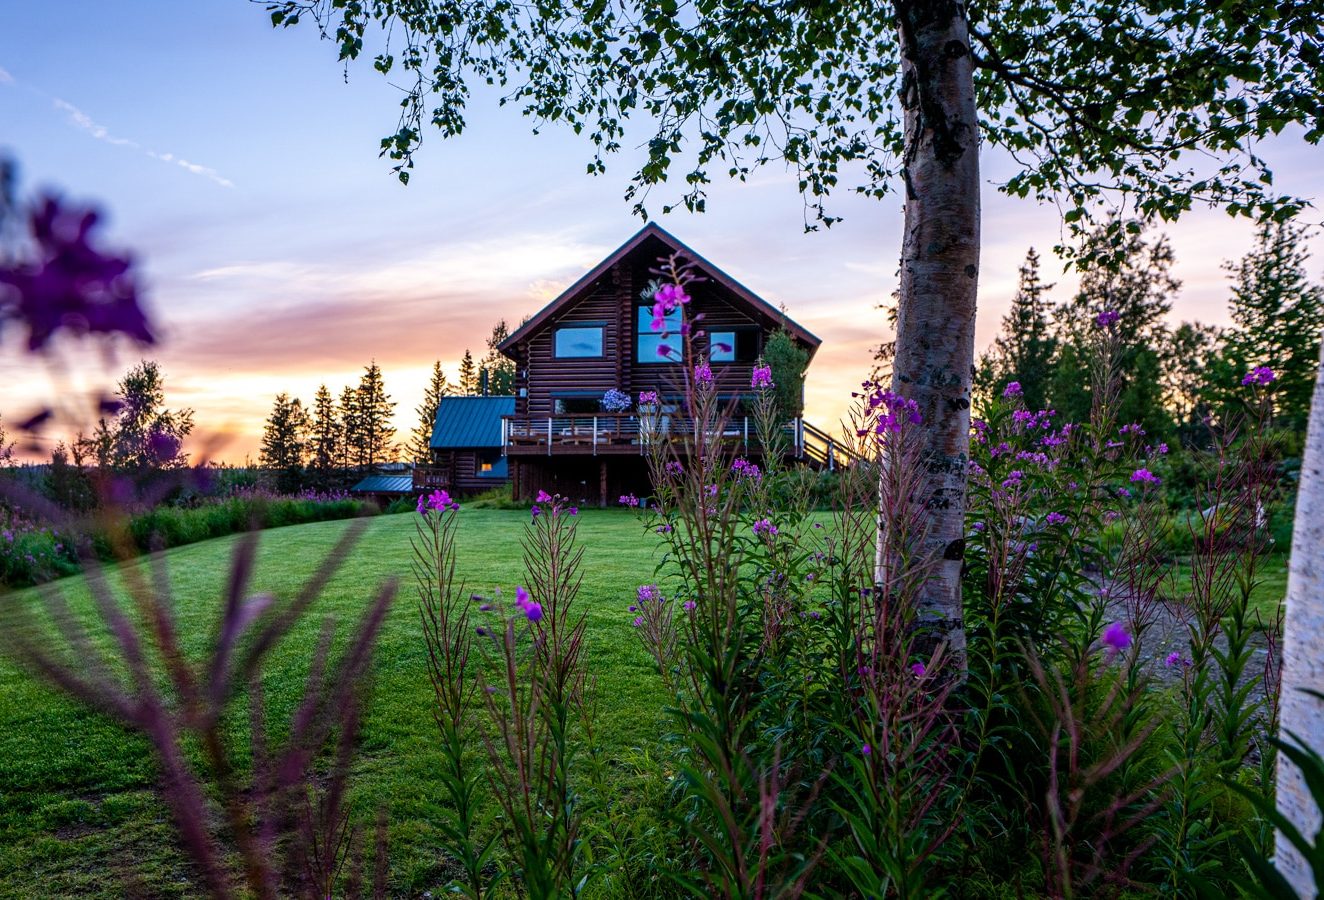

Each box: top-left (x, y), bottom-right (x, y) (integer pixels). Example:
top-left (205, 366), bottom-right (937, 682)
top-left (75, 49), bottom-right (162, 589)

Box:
top-left (1003, 381), bottom-right (1022, 398)
top-left (536, 489), bottom-right (553, 503)
top-left (665, 460), bottom-right (684, 476)
top-left (1130, 468), bottom-right (1161, 485)
top-left (619, 493), bottom-right (640, 507)
top-left (568, 506), bottom-right (578, 516)
top-left (1119, 422), bottom-right (1146, 437)
top-left (475, 626), bottom-right (488, 636)
top-left (751, 365), bottom-right (774, 389)
top-left (656, 523), bottom-right (673, 534)
top-left (628, 605), bottom-right (637, 613)
top-left (1242, 366), bottom-right (1275, 386)
top-left (0, 195), bottom-right (156, 351)
top-left (632, 616), bottom-right (644, 628)
top-left (731, 458), bottom-right (761, 480)
top-left (429, 489), bottom-right (456, 511)
top-left (1045, 511), bottom-right (1069, 526)
top-left (478, 603), bottom-right (493, 612)
top-left (530, 505), bottom-right (541, 518)
top-left (1095, 309), bottom-right (1120, 329)
top-left (861, 744), bottom-right (872, 756)
top-left (1101, 622), bottom-right (1131, 657)
top-left (514, 585), bottom-right (543, 622)
top-left (639, 390), bottom-right (659, 405)
top-left (416, 494), bottom-right (428, 515)
top-left (694, 362), bottom-right (714, 385)
top-left (752, 518), bottom-right (778, 537)
top-left (637, 584), bottom-right (661, 604)
top-left (655, 282), bottom-right (690, 309)
top-left (910, 662), bottom-right (926, 678)
top-left (657, 343), bottom-right (673, 358)
top-left (1002, 470), bottom-right (1025, 489)
top-left (705, 483), bottom-right (718, 497)
top-left (682, 600), bottom-right (696, 611)
top-left (1164, 651), bottom-right (1192, 668)
top-left (972, 521), bottom-right (985, 533)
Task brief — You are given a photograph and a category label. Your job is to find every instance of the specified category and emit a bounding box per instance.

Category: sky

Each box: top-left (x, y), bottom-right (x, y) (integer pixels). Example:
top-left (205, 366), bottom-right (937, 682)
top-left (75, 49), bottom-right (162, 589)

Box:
top-left (2, 1), bottom-right (1322, 463)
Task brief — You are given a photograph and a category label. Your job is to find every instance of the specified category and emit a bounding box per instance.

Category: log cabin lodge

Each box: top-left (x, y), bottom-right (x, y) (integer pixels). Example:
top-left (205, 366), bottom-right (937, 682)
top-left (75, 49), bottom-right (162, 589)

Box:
top-left (415, 223), bottom-right (841, 506)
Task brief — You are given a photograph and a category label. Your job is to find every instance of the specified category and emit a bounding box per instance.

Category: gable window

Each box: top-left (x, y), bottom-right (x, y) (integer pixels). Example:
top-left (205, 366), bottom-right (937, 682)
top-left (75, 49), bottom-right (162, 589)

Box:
top-left (708, 330), bottom-right (760, 363)
top-left (637, 306), bottom-right (681, 363)
top-left (554, 325), bottom-right (605, 358)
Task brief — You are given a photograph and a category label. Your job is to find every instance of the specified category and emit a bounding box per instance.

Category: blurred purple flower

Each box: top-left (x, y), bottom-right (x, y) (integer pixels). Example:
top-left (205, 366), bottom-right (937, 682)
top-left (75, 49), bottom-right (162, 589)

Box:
top-left (1130, 468), bottom-right (1161, 486)
top-left (638, 390), bottom-right (659, 405)
top-left (1101, 622), bottom-right (1131, 657)
top-left (1242, 366), bottom-right (1275, 386)
top-left (694, 362), bottom-right (713, 386)
top-left (1002, 381), bottom-right (1022, 399)
top-left (751, 365), bottom-right (774, 389)
top-left (1095, 309), bottom-right (1120, 329)
top-left (0, 195), bottom-right (155, 350)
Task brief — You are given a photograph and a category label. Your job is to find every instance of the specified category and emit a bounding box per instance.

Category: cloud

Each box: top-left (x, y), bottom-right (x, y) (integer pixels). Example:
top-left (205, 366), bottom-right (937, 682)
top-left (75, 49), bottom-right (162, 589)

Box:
top-left (50, 96), bottom-right (234, 188)
top-left (52, 98), bottom-right (139, 147)
top-left (0, 65), bottom-right (13, 85)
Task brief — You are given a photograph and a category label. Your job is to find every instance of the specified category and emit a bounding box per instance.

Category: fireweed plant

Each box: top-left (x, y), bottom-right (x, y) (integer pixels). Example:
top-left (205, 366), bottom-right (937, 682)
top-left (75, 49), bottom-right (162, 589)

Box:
top-left (960, 310), bottom-right (1288, 893)
top-left (412, 486), bottom-right (594, 898)
top-left (621, 253), bottom-right (961, 896)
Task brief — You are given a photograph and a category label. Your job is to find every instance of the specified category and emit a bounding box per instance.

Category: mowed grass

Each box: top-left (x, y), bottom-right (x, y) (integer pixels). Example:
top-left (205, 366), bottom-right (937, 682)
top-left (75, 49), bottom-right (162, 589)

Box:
top-left (0, 508), bottom-right (670, 898)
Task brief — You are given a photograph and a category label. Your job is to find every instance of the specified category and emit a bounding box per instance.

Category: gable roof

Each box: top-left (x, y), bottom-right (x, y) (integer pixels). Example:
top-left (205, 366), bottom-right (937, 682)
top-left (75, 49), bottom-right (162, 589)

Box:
top-left (497, 222), bottom-right (821, 356)
top-left (431, 396), bottom-right (516, 449)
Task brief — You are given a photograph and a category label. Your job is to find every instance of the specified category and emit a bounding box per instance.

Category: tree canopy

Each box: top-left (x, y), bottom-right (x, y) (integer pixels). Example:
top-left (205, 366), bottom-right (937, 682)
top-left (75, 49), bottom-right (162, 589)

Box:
top-left (268, 0), bottom-right (1320, 233)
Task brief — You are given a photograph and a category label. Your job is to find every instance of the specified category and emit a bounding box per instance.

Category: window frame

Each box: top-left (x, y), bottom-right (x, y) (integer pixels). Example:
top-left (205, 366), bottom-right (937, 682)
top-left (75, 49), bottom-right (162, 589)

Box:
top-left (636, 306), bottom-right (682, 364)
top-left (553, 323), bottom-right (607, 359)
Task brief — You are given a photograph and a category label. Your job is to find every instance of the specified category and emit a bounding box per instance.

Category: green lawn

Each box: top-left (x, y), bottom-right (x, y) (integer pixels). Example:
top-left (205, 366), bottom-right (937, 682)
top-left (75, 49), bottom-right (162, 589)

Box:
top-left (0, 509), bottom-right (670, 898)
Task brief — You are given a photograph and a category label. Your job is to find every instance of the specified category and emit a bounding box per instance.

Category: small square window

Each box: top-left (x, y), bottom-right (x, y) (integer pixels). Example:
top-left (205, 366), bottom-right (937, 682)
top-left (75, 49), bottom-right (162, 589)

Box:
top-left (709, 330), bottom-right (759, 363)
top-left (555, 326), bottom-right (604, 358)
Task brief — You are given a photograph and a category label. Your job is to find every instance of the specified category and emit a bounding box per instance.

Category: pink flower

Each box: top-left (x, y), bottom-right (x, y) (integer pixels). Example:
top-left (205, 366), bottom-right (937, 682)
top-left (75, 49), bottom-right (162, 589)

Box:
top-left (514, 585), bottom-right (542, 622)
top-left (638, 390), bottom-right (659, 405)
top-left (1095, 310), bottom-right (1120, 329)
top-left (751, 365), bottom-right (774, 389)
top-left (1164, 651), bottom-right (1191, 668)
top-left (619, 493), bottom-right (640, 507)
top-left (1242, 366), bottom-right (1275, 386)
top-left (753, 518), bottom-right (778, 537)
top-left (1101, 622), bottom-right (1131, 657)
top-left (1002, 381), bottom-right (1022, 398)
top-left (694, 362), bottom-right (714, 385)
top-left (536, 490), bottom-right (553, 503)
top-left (1045, 511), bottom-right (1069, 526)
top-left (1130, 468), bottom-right (1161, 486)
top-left (861, 743), bottom-right (872, 756)
top-left (655, 282), bottom-right (690, 308)
top-left (910, 662), bottom-right (926, 678)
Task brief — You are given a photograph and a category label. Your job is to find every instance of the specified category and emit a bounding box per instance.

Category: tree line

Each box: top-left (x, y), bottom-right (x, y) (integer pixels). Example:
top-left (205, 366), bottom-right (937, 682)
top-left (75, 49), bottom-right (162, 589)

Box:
top-left (975, 216), bottom-right (1324, 444)
top-left (259, 319), bottom-right (520, 490)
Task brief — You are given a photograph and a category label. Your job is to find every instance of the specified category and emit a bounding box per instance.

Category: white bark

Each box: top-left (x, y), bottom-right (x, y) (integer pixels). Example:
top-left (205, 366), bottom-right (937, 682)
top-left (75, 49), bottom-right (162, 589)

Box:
top-left (1277, 331), bottom-right (1324, 895)
top-left (887, 0), bottom-right (980, 669)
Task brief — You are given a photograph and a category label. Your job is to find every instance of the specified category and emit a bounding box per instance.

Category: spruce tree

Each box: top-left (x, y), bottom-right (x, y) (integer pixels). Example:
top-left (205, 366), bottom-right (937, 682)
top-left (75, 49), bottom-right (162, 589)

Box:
top-left (1047, 221), bottom-right (1179, 436)
top-left (408, 361), bottom-right (449, 462)
top-left (985, 248), bottom-right (1057, 411)
top-left (1219, 218), bottom-right (1324, 431)
top-left (457, 349), bottom-right (478, 396)
top-left (259, 393), bottom-right (309, 491)
top-left (356, 360), bottom-right (396, 466)
top-left (309, 384), bottom-right (340, 475)
top-left (482, 321), bottom-right (517, 395)
top-left (338, 385), bottom-right (361, 470)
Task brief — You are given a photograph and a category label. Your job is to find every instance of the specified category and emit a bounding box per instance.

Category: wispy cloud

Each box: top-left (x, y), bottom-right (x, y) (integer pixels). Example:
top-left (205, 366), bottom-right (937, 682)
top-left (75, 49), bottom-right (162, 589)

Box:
top-left (51, 96), bottom-right (234, 188)
top-left (0, 65), bottom-right (14, 85)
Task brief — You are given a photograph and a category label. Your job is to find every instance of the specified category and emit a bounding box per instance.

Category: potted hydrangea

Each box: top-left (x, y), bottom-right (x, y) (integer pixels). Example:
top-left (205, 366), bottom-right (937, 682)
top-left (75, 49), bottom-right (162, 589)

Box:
top-left (601, 388), bottom-right (632, 413)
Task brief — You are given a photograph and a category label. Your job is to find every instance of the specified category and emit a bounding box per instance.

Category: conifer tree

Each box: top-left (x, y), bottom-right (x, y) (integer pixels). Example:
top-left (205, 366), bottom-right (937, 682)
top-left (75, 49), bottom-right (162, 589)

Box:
top-left (983, 248), bottom-right (1057, 411)
top-left (457, 349), bottom-right (478, 396)
top-left (482, 320), bottom-right (517, 395)
top-left (309, 384), bottom-right (340, 474)
top-left (356, 360), bottom-right (396, 466)
top-left (259, 393), bottom-right (309, 490)
top-left (1219, 218), bottom-right (1324, 431)
top-left (338, 384), bottom-right (361, 470)
top-left (408, 361), bottom-right (449, 462)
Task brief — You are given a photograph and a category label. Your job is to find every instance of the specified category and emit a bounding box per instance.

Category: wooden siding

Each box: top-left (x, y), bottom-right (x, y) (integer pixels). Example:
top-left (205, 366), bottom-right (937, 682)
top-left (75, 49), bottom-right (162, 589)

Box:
top-left (514, 233), bottom-right (800, 418)
top-left (432, 449), bottom-right (508, 495)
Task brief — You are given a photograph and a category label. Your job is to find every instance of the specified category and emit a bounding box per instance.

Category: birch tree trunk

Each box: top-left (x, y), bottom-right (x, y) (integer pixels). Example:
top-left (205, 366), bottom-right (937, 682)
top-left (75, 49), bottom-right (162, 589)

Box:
top-left (886, 0), bottom-right (980, 670)
top-left (1277, 333), bottom-right (1324, 895)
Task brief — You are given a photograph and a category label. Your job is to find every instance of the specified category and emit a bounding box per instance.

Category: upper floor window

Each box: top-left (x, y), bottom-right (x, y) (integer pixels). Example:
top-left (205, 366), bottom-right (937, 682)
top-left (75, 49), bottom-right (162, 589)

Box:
top-left (637, 306), bottom-right (681, 363)
top-left (709, 329), bottom-right (760, 363)
top-left (554, 325), bottom-right (605, 358)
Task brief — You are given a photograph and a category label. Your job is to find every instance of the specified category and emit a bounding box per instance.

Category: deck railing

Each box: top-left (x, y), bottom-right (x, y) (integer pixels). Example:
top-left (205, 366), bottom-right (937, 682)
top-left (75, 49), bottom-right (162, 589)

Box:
top-left (500, 412), bottom-right (856, 467)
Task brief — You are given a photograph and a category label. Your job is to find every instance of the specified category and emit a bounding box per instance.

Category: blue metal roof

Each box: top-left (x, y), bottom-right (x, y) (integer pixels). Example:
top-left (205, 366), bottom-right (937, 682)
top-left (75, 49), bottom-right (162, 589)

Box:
top-left (351, 475), bottom-right (414, 494)
top-left (431, 396), bottom-right (515, 448)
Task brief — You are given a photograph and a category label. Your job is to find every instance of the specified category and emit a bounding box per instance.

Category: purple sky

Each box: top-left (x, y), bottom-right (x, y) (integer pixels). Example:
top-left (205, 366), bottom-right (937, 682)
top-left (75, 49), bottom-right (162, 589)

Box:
top-left (2, 1), bottom-right (1321, 462)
